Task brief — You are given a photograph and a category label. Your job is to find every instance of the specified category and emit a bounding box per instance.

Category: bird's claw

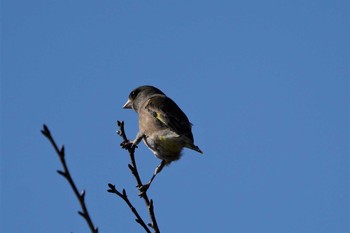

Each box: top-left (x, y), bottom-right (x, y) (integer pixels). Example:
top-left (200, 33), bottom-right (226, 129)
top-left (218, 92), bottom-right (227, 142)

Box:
top-left (121, 140), bottom-right (137, 150)
top-left (137, 183), bottom-right (150, 197)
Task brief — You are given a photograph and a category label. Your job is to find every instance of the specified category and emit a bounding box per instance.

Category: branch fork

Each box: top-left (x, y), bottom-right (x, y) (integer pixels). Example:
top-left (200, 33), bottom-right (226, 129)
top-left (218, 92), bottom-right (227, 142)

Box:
top-left (108, 121), bottom-right (160, 233)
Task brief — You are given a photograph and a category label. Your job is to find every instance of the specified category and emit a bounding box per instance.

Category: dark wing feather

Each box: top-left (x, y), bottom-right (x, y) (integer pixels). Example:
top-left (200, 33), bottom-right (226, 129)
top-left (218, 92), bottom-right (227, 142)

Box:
top-left (145, 95), bottom-right (194, 142)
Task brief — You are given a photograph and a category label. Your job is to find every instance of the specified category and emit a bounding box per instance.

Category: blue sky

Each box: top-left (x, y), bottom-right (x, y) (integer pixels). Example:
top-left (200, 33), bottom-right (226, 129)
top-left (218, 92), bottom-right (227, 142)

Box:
top-left (2, 1), bottom-right (349, 232)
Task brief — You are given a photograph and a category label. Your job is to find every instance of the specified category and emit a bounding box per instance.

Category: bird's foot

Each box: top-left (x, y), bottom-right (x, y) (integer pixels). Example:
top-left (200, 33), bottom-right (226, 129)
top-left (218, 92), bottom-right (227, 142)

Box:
top-left (121, 140), bottom-right (137, 150)
top-left (137, 183), bottom-right (150, 197)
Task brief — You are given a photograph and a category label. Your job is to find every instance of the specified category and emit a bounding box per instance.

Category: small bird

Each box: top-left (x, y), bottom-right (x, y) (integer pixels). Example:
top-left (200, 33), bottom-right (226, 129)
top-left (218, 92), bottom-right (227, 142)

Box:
top-left (123, 85), bottom-right (203, 194)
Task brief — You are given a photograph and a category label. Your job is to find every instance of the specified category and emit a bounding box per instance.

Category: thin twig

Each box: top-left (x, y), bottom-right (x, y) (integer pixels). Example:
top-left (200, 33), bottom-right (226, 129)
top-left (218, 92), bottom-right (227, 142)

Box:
top-left (41, 124), bottom-right (98, 233)
top-left (111, 120), bottom-right (160, 233)
top-left (107, 184), bottom-right (151, 233)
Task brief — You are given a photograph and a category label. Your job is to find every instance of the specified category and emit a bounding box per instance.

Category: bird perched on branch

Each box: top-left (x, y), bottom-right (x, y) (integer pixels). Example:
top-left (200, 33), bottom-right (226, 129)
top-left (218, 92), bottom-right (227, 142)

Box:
top-left (123, 85), bottom-right (203, 194)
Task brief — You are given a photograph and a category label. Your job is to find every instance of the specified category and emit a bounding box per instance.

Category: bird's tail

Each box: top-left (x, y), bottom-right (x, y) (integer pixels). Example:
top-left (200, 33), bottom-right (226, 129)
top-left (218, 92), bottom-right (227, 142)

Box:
top-left (187, 144), bottom-right (203, 154)
top-left (180, 134), bottom-right (203, 154)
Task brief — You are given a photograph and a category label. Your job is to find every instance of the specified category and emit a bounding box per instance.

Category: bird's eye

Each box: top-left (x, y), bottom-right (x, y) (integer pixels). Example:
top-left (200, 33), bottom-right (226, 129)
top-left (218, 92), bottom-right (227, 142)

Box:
top-left (130, 90), bottom-right (138, 99)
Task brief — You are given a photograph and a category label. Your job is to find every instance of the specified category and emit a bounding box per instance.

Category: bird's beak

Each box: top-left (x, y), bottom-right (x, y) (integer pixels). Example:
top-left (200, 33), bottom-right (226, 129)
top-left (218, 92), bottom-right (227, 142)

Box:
top-left (123, 99), bottom-right (132, 109)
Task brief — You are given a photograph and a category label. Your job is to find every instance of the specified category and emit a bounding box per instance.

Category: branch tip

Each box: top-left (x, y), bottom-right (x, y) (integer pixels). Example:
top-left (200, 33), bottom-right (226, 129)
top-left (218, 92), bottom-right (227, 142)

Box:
top-left (60, 145), bottom-right (65, 156)
top-left (80, 190), bottom-right (86, 199)
top-left (128, 164), bottom-right (134, 171)
top-left (78, 211), bottom-right (85, 217)
top-left (57, 170), bottom-right (66, 177)
top-left (41, 124), bottom-right (50, 137)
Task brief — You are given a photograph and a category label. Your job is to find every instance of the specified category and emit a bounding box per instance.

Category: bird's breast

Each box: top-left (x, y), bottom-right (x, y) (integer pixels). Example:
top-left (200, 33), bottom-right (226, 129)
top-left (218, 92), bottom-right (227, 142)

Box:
top-left (143, 132), bottom-right (185, 162)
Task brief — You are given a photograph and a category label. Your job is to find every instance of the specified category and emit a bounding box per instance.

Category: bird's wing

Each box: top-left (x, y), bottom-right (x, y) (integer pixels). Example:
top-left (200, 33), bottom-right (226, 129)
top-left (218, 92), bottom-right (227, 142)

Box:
top-left (145, 95), bottom-right (194, 142)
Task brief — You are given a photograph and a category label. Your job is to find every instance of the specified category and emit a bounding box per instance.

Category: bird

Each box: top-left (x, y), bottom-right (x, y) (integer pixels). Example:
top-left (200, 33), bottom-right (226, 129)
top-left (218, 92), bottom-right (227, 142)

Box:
top-left (122, 85), bottom-right (203, 194)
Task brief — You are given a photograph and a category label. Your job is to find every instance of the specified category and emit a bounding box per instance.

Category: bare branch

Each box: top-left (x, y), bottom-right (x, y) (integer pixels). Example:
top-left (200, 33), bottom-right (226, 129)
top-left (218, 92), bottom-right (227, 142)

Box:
top-left (107, 184), bottom-right (151, 233)
top-left (110, 120), bottom-right (161, 233)
top-left (41, 124), bottom-right (98, 233)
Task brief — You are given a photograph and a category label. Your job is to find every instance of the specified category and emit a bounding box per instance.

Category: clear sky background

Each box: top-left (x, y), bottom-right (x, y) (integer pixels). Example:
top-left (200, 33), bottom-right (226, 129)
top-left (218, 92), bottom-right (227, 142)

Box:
top-left (2, 1), bottom-right (349, 233)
